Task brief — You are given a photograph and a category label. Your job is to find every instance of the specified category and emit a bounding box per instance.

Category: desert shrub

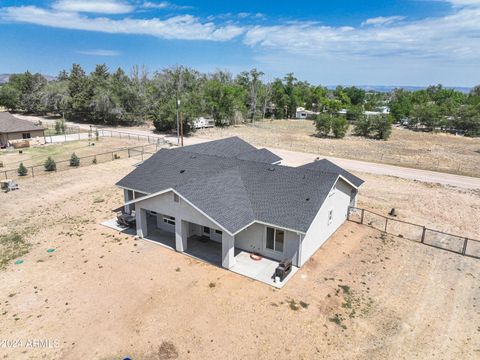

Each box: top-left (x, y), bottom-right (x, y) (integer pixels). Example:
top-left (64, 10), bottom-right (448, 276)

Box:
top-left (331, 116), bottom-right (349, 138)
top-left (315, 114), bottom-right (332, 137)
top-left (69, 152), bottom-right (80, 167)
top-left (44, 156), bottom-right (56, 171)
top-left (17, 162), bottom-right (28, 176)
top-left (92, 157), bottom-right (97, 164)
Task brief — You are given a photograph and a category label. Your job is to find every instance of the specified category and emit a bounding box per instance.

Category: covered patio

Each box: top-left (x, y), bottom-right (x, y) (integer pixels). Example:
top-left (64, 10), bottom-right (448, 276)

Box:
top-left (102, 212), bottom-right (298, 288)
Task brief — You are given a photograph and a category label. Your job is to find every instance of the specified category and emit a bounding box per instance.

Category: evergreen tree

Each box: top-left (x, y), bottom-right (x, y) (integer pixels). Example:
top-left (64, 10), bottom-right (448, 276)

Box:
top-left (18, 162), bottom-right (28, 176)
top-left (69, 153), bottom-right (80, 167)
top-left (44, 157), bottom-right (56, 171)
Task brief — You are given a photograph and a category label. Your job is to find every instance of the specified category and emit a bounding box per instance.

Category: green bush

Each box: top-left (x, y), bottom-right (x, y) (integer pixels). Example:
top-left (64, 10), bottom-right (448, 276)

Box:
top-left (353, 117), bottom-right (372, 137)
top-left (69, 153), bottom-right (80, 167)
top-left (315, 114), bottom-right (332, 137)
top-left (17, 162), bottom-right (28, 176)
top-left (331, 116), bottom-right (349, 138)
top-left (44, 156), bottom-right (56, 171)
top-left (55, 119), bottom-right (66, 134)
top-left (371, 115), bottom-right (393, 140)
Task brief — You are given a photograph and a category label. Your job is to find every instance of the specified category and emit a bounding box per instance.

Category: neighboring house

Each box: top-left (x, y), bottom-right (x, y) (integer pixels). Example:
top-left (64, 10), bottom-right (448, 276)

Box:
top-left (0, 112), bottom-right (45, 147)
top-left (116, 137), bottom-right (363, 273)
top-left (295, 107), bottom-right (319, 119)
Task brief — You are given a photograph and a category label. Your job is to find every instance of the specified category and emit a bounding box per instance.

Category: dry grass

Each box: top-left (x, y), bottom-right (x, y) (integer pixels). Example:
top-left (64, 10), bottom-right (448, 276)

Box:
top-left (0, 158), bottom-right (479, 359)
top-left (195, 120), bottom-right (480, 177)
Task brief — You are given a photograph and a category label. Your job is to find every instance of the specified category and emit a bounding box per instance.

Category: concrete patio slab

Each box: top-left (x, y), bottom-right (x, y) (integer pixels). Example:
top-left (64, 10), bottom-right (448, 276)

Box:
top-left (230, 251), bottom-right (299, 289)
top-left (101, 219), bottom-right (136, 235)
top-left (101, 219), bottom-right (298, 288)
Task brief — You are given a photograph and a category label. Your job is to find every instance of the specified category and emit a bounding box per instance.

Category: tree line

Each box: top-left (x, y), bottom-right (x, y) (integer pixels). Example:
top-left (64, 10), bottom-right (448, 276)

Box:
top-left (0, 64), bottom-right (478, 137)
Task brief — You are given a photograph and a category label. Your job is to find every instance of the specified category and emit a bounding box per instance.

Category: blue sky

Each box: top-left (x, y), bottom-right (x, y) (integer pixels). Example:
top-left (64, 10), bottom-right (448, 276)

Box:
top-left (0, 0), bottom-right (479, 86)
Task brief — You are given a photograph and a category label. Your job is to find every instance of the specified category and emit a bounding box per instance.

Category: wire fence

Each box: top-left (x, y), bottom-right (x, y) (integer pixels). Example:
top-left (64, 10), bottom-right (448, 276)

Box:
top-left (1, 142), bottom-right (163, 181)
top-left (348, 206), bottom-right (480, 259)
top-left (41, 123), bottom-right (168, 145)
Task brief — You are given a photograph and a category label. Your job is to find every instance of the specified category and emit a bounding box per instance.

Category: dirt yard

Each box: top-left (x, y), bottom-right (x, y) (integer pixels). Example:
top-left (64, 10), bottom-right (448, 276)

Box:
top-left (0, 156), bottom-right (479, 359)
top-left (194, 120), bottom-right (480, 177)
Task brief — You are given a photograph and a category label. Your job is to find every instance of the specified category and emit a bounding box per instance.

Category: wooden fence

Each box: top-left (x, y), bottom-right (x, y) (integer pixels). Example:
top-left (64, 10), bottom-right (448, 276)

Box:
top-left (348, 206), bottom-right (480, 259)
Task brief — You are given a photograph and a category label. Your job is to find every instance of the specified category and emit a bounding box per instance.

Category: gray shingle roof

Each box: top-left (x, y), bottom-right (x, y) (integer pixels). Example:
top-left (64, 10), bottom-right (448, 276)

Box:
top-left (235, 148), bottom-right (282, 164)
top-left (0, 112), bottom-right (45, 133)
top-left (299, 159), bottom-right (364, 187)
top-left (117, 138), bottom-right (362, 234)
top-left (179, 136), bottom-right (258, 158)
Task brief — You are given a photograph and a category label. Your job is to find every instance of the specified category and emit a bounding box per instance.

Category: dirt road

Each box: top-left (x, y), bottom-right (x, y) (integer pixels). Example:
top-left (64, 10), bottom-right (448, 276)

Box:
top-left (14, 114), bottom-right (480, 189)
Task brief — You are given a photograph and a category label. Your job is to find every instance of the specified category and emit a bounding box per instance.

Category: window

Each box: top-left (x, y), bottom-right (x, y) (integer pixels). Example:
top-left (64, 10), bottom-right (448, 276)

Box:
top-left (328, 209), bottom-right (333, 225)
top-left (203, 226), bottom-right (210, 234)
top-left (173, 193), bottom-right (179, 203)
top-left (163, 215), bottom-right (175, 226)
top-left (22, 133), bottom-right (31, 139)
top-left (266, 227), bottom-right (284, 253)
top-left (215, 230), bottom-right (222, 235)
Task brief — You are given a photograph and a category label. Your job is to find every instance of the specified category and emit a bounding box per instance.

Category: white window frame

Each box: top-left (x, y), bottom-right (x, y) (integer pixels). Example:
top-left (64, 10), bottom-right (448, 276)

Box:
top-left (163, 215), bottom-right (175, 226)
top-left (328, 209), bottom-right (333, 225)
top-left (264, 227), bottom-right (285, 254)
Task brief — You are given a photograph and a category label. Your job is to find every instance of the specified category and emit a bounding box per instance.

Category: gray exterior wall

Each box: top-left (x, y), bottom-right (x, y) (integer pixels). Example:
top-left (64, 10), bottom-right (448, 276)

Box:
top-left (299, 178), bottom-right (354, 266)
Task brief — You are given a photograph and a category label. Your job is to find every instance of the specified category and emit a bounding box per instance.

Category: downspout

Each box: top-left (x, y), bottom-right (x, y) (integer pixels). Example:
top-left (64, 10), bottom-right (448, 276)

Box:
top-left (297, 233), bottom-right (303, 267)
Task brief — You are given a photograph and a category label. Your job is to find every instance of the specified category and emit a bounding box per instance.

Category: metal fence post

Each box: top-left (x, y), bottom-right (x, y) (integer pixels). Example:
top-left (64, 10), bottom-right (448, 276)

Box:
top-left (31, 167), bottom-right (34, 177)
top-left (462, 238), bottom-right (468, 255)
top-left (384, 218), bottom-right (388, 233)
top-left (421, 226), bottom-right (426, 243)
top-left (361, 208), bottom-right (365, 224)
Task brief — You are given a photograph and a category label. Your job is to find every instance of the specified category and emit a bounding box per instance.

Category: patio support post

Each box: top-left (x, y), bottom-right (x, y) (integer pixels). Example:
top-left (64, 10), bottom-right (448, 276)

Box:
top-left (175, 219), bottom-right (188, 252)
top-left (222, 232), bottom-right (235, 269)
top-left (136, 208), bottom-right (147, 238)
top-left (124, 189), bottom-right (131, 214)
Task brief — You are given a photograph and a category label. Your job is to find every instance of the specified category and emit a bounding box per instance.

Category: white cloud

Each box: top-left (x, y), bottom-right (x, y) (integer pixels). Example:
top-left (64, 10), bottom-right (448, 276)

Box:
top-left (52, 0), bottom-right (134, 14)
top-left (0, 6), bottom-right (245, 41)
top-left (361, 16), bottom-right (405, 26)
top-left (244, 4), bottom-right (480, 60)
top-left (141, 1), bottom-right (193, 10)
top-left (76, 49), bottom-right (121, 56)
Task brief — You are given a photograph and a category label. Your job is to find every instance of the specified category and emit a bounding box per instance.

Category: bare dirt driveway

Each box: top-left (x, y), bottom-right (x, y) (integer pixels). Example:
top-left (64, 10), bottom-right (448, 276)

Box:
top-left (0, 156), bottom-right (479, 359)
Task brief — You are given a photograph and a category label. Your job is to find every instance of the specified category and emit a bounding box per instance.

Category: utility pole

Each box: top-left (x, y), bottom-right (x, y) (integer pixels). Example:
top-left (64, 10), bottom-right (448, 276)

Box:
top-left (180, 112), bottom-right (184, 147)
top-left (176, 92), bottom-right (180, 146)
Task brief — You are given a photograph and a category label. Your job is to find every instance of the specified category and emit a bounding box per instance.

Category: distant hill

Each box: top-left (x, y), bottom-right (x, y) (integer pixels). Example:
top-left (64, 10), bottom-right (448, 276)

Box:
top-left (326, 84), bottom-right (472, 93)
top-left (0, 73), bottom-right (56, 84)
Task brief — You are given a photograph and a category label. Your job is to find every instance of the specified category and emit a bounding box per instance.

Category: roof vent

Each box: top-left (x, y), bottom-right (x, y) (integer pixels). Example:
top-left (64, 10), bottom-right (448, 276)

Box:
top-left (180, 170), bottom-right (185, 174)
top-left (190, 155), bottom-right (197, 159)
top-left (306, 198), bottom-right (310, 202)
top-left (268, 167), bottom-right (275, 171)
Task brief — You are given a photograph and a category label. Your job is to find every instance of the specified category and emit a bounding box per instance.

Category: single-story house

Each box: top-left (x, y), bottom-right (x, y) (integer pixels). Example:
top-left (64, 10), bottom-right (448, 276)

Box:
top-left (116, 137), bottom-right (363, 274)
top-left (295, 107), bottom-right (319, 119)
top-left (0, 112), bottom-right (45, 147)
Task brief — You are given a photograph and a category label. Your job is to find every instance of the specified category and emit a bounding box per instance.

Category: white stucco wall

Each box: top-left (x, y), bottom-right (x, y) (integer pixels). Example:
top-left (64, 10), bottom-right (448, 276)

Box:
top-left (135, 191), bottom-right (222, 238)
top-left (299, 178), bottom-right (354, 266)
top-left (235, 223), bottom-right (300, 266)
